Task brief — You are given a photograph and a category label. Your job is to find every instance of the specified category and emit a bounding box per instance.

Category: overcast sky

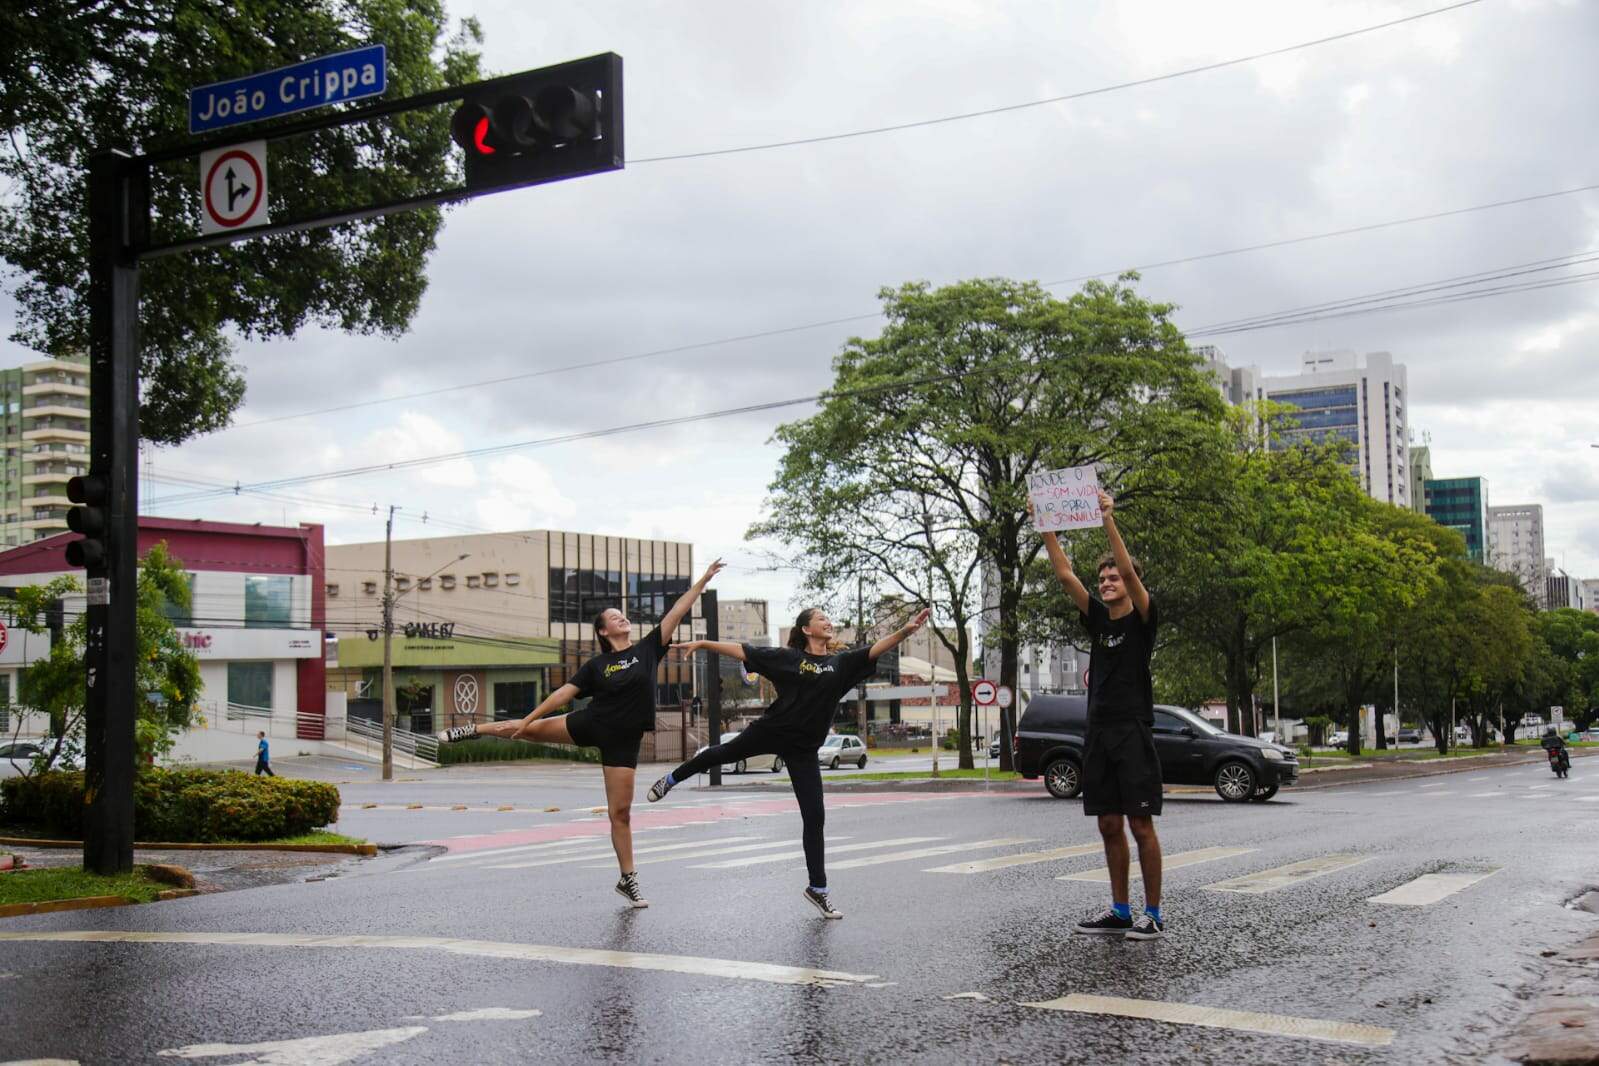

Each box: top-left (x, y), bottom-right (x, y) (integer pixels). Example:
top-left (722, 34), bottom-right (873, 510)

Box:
top-left (4, 0), bottom-right (1596, 637)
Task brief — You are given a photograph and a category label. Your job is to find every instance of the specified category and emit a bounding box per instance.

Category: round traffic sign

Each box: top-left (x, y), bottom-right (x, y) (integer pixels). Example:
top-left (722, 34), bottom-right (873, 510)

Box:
top-left (972, 680), bottom-right (997, 706)
top-left (0, 619), bottom-right (8, 655)
top-left (203, 148), bottom-right (265, 229)
top-left (996, 685), bottom-right (1013, 709)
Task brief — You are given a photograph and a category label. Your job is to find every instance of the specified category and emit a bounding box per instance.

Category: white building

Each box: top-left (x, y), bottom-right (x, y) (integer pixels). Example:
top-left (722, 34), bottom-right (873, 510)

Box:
top-left (1547, 568), bottom-right (1584, 611)
top-left (1487, 504), bottom-right (1549, 607)
top-left (1262, 351), bottom-right (1410, 508)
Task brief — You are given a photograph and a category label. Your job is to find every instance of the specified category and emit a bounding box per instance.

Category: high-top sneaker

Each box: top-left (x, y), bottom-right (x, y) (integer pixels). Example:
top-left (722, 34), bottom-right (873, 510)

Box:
top-left (438, 723), bottom-right (478, 743)
top-left (615, 872), bottom-right (649, 909)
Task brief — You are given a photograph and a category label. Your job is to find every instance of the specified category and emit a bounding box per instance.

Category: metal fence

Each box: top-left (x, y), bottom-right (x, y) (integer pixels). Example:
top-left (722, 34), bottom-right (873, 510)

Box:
top-left (345, 714), bottom-right (438, 765)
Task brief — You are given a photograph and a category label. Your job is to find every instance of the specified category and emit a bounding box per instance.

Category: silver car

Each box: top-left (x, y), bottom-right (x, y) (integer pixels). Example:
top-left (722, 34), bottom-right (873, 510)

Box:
top-left (692, 732), bottom-right (783, 774)
top-left (0, 742), bottom-right (52, 779)
top-left (819, 734), bottom-right (868, 770)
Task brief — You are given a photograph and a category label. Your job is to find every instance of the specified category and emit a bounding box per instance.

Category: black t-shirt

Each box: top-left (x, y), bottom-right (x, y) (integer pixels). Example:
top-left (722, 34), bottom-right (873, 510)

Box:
top-left (742, 643), bottom-right (877, 748)
top-left (1079, 597), bottom-right (1158, 725)
top-left (568, 626), bottom-right (671, 734)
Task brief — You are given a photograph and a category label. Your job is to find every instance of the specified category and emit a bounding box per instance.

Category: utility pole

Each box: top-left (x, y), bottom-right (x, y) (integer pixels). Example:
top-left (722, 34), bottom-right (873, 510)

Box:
top-left (1272, 636), bottom-right (1281, 742)
top-left (703, 590), bottom-right (721, 787)
top-left (855, 575), bottom-right (868, 741)
top-left (380, 505), bottom-right (396, 782)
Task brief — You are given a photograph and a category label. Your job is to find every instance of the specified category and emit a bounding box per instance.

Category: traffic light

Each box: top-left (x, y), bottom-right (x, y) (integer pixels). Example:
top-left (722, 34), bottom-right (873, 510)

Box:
top-left (65, 474), bottom-right (109, 568)
top-left (449, 53), bottom-right (623, 194)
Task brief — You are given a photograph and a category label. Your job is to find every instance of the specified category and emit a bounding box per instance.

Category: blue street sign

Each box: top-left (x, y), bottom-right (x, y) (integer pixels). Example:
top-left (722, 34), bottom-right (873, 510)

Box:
top-left (188, 44), bottom-right (387, 135)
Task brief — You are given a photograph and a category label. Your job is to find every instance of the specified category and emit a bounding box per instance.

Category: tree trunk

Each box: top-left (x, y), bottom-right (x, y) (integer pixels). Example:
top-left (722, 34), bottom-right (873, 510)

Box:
top-left (954, 638), bottom-right (974, 770)
top-left (996, 581), bottom-right (1020, 772)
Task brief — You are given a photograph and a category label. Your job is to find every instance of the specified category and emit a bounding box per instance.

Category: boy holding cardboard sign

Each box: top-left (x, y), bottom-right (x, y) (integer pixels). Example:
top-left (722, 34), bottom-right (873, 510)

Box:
top-left (1031, 486), bottom-right (1165, 940)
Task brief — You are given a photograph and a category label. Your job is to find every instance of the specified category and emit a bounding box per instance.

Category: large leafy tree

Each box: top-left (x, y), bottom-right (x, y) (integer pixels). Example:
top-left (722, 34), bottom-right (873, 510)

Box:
top-left (0, 1), bottom-right (482, 443)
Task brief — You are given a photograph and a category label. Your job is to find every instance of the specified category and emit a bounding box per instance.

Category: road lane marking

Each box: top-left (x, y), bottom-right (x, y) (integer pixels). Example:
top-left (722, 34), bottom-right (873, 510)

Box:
top-left (1417, 782), bottom-right (1449, 788)
top-left (1201, 854), bottom-right (1370, 895)
top-left (488, 835), bottom-right (760, 869)
top-left (1367, 868), bottom-right (1501, 906)
top-left (1579, 796), bottom-right (1599, 803)
top-left (432, 826), bottom-right (693, 864)
top-left (1417, 790), bottom-right (1455, 797)
top-left (590, 838), bottom-right (852, 868)
top-left (1467, 791), bottom-right (1504, 798)
top-left (1058, 847), bottom-right (1255, 883)
top-left (691, 837), bottom-right (943, 869)
top-left (0, 931), bottom-right (883, 988)
top-left (829, 838), bottom-right (1036, 870)
top-left (1528, 784), bottom-right (1552, 790)
top-left (157, 1028), bottom-right (430, 1062)
top-left (1359, 790), bottom-right (1408, 797)
top-left (428, 1007), bottom-right (541, 1021)
top-left (1516, 793), bottom-right (1552, 800)
top-left (1022, 993), bottom-right (1394, 1048)
top-left (926, 844), bottom-right (1102, 874)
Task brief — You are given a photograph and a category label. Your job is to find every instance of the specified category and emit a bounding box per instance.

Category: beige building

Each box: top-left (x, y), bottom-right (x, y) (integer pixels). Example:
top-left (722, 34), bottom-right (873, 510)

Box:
top-left (716, 597), bottom-right (772, 644)
top-left (0, 356), bottom-right (91, 547)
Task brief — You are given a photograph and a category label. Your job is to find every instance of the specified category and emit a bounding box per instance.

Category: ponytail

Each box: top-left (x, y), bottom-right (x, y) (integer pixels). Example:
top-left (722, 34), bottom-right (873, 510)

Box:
top-left (787, 607), bottom-right (819, 649)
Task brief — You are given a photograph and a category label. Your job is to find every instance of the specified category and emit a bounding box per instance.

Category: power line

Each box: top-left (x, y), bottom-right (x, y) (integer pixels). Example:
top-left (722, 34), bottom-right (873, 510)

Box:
top-left (629, 0), bottom-right (1487, 164)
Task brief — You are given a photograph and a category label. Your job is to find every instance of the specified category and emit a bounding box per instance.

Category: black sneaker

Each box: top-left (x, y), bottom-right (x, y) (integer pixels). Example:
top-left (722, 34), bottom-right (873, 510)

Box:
top-left (615, 872), bottom-right (648, 909)
top-left (1073, 908), bottom-right (1134, 935)
top-left (803, 888), bottom-right (843, 920)
top-left (438, 724), bottom-right (477, 743)
top-left (647, 775), bottom-right (674, 803)
top-left (1126, 913), bottom-right (1165, 940)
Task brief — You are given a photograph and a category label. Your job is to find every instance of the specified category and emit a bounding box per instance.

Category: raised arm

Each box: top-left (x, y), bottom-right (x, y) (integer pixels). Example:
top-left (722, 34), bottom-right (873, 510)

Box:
top-left (676, 639), bottom-right (747, 663)
top-left (658, 559), bottom-right (726, 644)
top-left (1030, 498), bottom-right (1091, 616)
top-left (1099, 490), bottom-right (1150, 620)
top-left (869, 607), bottom-right (931, 660)
top-left (509, 683), bottom-right (582, 740)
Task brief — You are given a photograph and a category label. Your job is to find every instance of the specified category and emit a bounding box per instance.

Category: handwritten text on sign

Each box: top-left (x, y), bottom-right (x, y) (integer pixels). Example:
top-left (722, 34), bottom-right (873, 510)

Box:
top-left (1027, 465), bottom-right (1103, 532)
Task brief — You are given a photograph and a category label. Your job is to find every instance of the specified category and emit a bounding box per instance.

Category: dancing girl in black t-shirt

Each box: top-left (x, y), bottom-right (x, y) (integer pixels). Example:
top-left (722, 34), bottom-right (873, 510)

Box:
top-left (645, 605), bottom-right (930, 919)
top-left (437, 559), bottom-right (724, 908)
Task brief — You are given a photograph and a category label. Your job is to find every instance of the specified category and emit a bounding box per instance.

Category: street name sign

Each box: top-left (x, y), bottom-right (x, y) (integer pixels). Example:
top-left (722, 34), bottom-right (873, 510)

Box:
top-left (188, 44), bottom-right (387, 134)
top-left (199, 141), bottom-right (269, 234)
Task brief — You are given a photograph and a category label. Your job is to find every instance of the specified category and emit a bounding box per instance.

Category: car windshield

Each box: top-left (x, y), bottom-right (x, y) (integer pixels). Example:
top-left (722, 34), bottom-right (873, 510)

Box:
top-left (822, 737), bottom-right (844, 747)
top-left (1169, 709), bottom-right (1224, 736)
top-left (720, 733), bottom-right (740, 743)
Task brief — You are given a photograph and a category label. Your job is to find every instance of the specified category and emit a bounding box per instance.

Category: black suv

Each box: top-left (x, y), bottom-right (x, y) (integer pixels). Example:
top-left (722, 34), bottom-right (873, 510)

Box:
top-left (1012, 694), bottom-right (1299, 803)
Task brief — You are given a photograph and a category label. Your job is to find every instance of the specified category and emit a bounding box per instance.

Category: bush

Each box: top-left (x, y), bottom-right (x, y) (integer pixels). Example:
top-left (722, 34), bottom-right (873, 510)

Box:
top-left (436, 736), bottom-right (602, 766)
top-left (0, 768), bottom-right (340, 843)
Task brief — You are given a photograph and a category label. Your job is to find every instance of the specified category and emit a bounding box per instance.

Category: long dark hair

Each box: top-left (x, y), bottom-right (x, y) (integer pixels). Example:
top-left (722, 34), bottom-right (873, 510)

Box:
top-left (593, 608), bottom-right (619, 647)
top-left (787, 608), bottom-right (821, 649)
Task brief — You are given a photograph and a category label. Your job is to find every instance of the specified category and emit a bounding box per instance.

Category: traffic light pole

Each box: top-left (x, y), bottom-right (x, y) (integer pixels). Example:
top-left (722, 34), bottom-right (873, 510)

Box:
top-left (83, 150), bottom-right (144, 875)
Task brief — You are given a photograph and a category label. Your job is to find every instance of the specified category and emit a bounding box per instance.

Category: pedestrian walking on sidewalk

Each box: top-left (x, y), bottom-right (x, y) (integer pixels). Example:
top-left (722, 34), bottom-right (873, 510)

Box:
top-left (436, 559), bottom-right (725, 909)
top-left (1035, 490), bottom-right (1166, 941)
top-left (646, 604), bottom-right (930, 920)
top-left (254, 731), bottom-right (275, 777)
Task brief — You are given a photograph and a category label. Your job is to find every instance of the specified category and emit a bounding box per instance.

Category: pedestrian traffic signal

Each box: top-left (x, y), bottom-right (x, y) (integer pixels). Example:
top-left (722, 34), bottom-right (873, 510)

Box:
top-left (65, 475), bottom-right (109, 569)
top-left (448, 53), bottom-right (623, 194)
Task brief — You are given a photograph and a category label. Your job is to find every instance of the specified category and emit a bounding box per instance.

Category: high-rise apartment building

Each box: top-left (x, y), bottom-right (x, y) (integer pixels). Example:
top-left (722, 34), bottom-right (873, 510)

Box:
top-left (1408, 445), bottom-right (1433, 516)
top-left (1487, 504), bottom-right (1548, 606)
top-left (1263, 351), bottom-right (1410, 508)
top-left (1547, 569), bottom-right (1584, 611)
top-left (1424, 476), bottom-right (1490, 563)
top-left (0, 357), bottom-right (91, 547)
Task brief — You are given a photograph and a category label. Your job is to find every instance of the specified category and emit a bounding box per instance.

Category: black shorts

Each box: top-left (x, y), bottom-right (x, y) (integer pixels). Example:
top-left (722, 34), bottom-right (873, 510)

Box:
top-left (1082, 719), bottom-right (1162, 817)
top-left (561, 707), bottom-right (645, 769)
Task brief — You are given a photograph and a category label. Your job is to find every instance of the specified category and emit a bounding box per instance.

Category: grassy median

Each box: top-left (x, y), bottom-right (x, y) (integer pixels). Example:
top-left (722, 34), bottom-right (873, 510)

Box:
top-left (0, 865), bottom-right (168, 906)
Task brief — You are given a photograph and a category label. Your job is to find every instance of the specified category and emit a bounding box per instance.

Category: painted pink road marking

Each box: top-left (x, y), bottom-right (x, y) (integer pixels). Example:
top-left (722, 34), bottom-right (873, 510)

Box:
top-left (423, 792), bottom-right (992, 853)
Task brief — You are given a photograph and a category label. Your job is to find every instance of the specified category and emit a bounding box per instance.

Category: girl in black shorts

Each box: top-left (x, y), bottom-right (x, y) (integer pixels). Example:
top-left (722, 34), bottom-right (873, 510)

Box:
top-left (439, 559), bottom-right (724, 908)
top-left (646, 604), bottom-right (929, 919)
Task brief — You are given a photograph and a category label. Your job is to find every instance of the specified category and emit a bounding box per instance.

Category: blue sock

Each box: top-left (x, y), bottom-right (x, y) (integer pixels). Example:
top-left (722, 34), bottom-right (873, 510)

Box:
top-left (1111, 902), bottom-right (1131, 920)
top-left (810, 885), bottom-right (828, 895)
top-left (664, 771), bottom-right (676, 786)
top-left (1145, 905), bottom-right (1162, 922)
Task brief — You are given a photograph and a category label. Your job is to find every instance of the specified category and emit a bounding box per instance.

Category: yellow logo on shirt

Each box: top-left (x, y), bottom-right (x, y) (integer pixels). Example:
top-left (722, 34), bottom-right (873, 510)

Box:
top-left (799, 661), bottom-right (836, 676)
top-left (603, 656), bottom-right (641, 677)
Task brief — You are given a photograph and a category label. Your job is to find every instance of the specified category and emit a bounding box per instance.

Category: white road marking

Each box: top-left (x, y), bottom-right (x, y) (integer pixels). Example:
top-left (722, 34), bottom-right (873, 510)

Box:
top-left (1059, 847), bottom-right (1256, 883)
top-left (1516, 793), bottom-right (1552, 800)
top-left (1, 1060), bottom-right (80, 1065)
top-left (589, 838), bottom-right (852, 868)
top-left (829, 838), bottom-right (1036, 870)
top-left (1022, 993), bottom-right (1394, 1048)
top-left (1528, 784), bottom-right (1553, 790)
top-left (432, 825), bottom-right (690, 863)
top-left (944, 992), bottom-right (994, 1002)
top-left (156, 1027), bottom-right (429, 1064)
top-left (1367, 868), bottom-right (1502, 906)
top-left (1466, 792), bottom-right (1504, 798)
top-left (1417, 790), bottom-right (1456, 797)
top-left (1359, 790), bottom-right (1408, 796)
top-left (0, 931), bottom-right (882, 988)
top-left (430, 1007), bottom-right (542, 1022)
top-left (926, 844), bottom-right (1102, 874)
top-left (1579, 796), bottom-right (1599, 803)
top-left (1201, 854), bottom-right (1371, 895)
top-left (691, 837), bottom-right (943, 869)
top-left (1417, 782), bottom-right (1449, 788)
top-left (488, 835), bottom-right (759, 869)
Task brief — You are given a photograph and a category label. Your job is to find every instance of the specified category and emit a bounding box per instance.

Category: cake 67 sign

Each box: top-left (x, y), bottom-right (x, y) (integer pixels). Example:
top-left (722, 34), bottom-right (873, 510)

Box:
top-left (199, 140), bottom-right (269, 234)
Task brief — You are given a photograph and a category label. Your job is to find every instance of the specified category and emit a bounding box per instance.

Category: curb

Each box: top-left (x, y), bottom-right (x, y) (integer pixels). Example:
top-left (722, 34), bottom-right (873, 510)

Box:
top-left (0, 887), bottom-right (201, 920)
top-left (0, 837), bottom-right (377, 857)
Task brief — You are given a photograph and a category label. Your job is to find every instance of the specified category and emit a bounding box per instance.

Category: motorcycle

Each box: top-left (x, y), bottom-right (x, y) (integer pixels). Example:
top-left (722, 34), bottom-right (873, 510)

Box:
top-left (1548, 745), bottom-right (1571, 779)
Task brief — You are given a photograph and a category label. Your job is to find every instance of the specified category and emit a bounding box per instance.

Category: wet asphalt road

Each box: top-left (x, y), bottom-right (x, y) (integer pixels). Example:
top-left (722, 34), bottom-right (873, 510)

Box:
top-left (1, 757), bottom-right (1595, 1065)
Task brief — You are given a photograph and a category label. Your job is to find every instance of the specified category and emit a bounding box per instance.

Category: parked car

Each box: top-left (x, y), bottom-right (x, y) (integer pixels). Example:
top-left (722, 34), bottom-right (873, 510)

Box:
top-left (1011, 694), bottom-right (1299, 803)
top-left (1329, 730), bottom-right (1349, 747)
top-left (819, 734), bottom-right (868, 769)
top-left (0, 742), bottom-right (74, 779)
top-left (1397, 727), bottom-right (1424, 744)
top-left (692, 732), bottom-right (782, 774)
top-left (988, 732), bottom-right (1001, 759)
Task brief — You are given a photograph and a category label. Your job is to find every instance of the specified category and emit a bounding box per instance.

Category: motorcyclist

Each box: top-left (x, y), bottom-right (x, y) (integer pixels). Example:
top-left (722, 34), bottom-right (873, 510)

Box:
top-left (1542, 727), bottom-right (1570, 772)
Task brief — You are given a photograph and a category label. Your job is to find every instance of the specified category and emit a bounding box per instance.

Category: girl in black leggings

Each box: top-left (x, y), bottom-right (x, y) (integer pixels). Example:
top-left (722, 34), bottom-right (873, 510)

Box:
top-left (647, 605), bottom-right (929, 919)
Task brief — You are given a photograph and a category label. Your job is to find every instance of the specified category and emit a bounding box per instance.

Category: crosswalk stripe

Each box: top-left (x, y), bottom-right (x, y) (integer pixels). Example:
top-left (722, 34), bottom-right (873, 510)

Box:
top-left (829, 838), bottom-right (1036, 871)
top-left (1201, 854), bottom-right (1370, 895)
top-left (488, 836), bottom-right (759, 870)
top-left (1022, 993), bottom-right (1394, 1047)
top-left (1058, 847), bottom-right (1255, 884)
top-left (925, 844), bottom-right (1102, 874)
top-left (591, 839), bottom-right (853, 868)
top-left (433, 826), bottom-right (690, 863)
top-left (1367, 868), bottom-right (1501, 906)
top-left (690, 837), bottom-right (943, 869)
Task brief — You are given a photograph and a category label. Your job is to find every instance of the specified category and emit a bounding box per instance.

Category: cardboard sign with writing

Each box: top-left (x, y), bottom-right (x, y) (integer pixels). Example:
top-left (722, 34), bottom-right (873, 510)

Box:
top-left (1027, 465), bottom-right (1103, 532)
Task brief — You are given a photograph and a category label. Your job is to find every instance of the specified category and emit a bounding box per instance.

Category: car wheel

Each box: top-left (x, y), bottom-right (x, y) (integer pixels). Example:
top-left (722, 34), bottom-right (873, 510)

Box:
top-left (735, 759), bottom-right (747, 774)
top-left (771, 758), bottom-right (783, 773)
top-left (1249, 784), bottom-right (1279, 802)
top-left (1043, 756), bottom-right (1082, 799)
top-left (830, 756), bottom-right (840, 769)
top-left (857, 756), bottom-right (867, 769)
top-left (1215, 761), bottom-right (1257, 803)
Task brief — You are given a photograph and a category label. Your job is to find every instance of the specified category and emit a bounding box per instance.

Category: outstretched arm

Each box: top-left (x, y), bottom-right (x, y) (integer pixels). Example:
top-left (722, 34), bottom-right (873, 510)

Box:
top-left (1099, 489), bottom-right (1150, 620)
top-left (658, 559), bottom-right (726, 644)
top-left (869, 607), bottom-right (931, 660)
top-left (509, 683), bottom-right (582, 740)
top-left (1030, 498), bottom-right (1091, 616)
top-left (676, 639), bottom-right (747, 663)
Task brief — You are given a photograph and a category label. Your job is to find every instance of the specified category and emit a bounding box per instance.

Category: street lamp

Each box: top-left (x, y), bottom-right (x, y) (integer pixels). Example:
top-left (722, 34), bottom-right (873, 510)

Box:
top-left (382, 551), bottom-right (469, 780)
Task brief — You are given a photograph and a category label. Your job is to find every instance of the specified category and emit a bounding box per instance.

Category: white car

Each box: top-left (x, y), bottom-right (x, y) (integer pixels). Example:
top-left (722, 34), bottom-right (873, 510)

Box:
top-left (819, 734), bottom-right (868, 770)
top-left (1328, 730), bottom-right (1349, 747)
top-left (692, 732), bottom-right (782, 774)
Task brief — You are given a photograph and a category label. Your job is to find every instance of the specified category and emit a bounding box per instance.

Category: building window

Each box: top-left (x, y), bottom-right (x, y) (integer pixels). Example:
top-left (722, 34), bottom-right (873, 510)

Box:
top-left (440, 576), bottom-right (455, 590)
top-left (483, 572), bottom-right (499, 588)
top-left (395, 577), bottom-right (411, 593)
top-left (466, 575), bottom-right (481, 589)
top-left (363, 581), bottom-right (377, 596)
top-left (418, 578), bottom-right (432, 591)
top-left (326, 584), bottom-right (339, 598)
top-left (244, 575), bottom-right (293, 628)
top-left (227, 661), bottom-right (273, 712)
top-left (158, 572), bottom-right (196, 627)
top-left (493, 681), bottom-right (542, 720)
top-left (505, 573), bottom-right (520, 587)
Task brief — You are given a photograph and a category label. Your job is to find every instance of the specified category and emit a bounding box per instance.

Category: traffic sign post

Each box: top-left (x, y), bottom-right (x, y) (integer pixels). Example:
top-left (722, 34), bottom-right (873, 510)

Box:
top-left (199, 141), bottom-right (268, 234)
top-left (973, 679), bottom-right (997, 706)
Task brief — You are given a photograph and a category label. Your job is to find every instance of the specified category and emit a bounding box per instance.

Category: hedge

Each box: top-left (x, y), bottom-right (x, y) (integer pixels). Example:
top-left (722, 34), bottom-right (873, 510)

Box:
top-left (0, 768), bottom-right (341, 843)
top-left (436, 736), bottom-right (602, 766)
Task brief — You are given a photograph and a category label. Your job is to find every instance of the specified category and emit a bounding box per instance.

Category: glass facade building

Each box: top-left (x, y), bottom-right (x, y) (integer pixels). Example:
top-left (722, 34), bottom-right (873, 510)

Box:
top-left (1424, 477), bottom-right (1490, 562)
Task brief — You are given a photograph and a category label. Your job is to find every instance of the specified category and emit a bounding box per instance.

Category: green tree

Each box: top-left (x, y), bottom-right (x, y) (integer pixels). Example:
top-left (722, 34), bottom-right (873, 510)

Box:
top-left (9, 542), bottom-right (201, 772)
top-left (0, 1), bottom-right (483, 443)
top-left (1538, 608), bottom-right (1599, 730)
